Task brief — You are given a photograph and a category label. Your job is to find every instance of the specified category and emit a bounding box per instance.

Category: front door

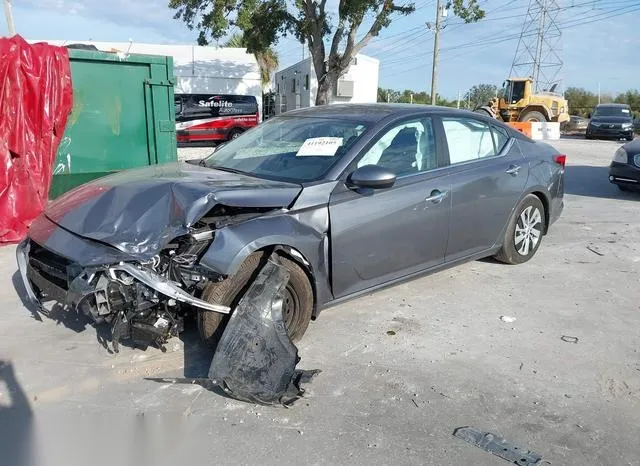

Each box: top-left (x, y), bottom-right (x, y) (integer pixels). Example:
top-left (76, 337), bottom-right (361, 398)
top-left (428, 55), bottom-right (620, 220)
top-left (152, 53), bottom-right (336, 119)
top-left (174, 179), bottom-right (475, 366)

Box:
top-left (329, 117), bottom-right (452, 299)
top-left (441, 117), bottom-right (528, 261)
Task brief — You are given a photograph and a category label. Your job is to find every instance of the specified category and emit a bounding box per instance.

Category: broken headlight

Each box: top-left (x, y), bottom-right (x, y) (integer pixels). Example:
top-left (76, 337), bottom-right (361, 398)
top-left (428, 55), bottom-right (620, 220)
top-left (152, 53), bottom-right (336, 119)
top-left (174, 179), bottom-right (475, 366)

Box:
top-left (165, 226), bottom-right (220, 287)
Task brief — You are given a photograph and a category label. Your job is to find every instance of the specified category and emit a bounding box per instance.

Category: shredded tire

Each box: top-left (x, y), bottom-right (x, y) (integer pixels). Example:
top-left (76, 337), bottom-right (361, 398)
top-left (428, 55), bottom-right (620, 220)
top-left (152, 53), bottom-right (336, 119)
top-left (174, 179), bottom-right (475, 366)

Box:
top-left (198, 251), bottom-right (313, 348)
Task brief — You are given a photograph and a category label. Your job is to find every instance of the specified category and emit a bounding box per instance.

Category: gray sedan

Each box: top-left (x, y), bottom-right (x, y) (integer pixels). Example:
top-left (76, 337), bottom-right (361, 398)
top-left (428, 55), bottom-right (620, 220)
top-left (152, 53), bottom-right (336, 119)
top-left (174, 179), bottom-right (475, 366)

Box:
top-left (17, 104), bottom-right (565, 350)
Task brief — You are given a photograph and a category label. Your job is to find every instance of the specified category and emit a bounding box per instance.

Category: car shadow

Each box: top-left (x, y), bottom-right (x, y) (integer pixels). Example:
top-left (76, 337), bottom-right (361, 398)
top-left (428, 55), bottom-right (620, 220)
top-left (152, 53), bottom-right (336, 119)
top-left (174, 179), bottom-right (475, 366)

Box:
top-left (12, 270), bottom-right (215, 373)
top-left (180, 319), bottom-right (215, 378)
top-left (11, 271), bottom-right (43, 322)
top-left (564, 165), bottom-right (640, 200)
top-left (0, 361), bottom-right (35, 466)
top-left (12, 271), bottom-right (158, 355)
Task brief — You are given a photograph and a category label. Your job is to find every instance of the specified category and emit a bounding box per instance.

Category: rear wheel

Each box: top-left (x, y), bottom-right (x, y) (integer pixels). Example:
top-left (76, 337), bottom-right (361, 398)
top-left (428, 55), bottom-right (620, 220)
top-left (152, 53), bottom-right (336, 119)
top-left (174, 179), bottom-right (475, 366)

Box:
top-left (197, 251), bottom-right (313, 348)
top-left (617, 184), bottom-right (631, 192)
top-left (626, 135), bottom-right (635, 142)
top-left (227, 128), bottom-right (243, 140)
top-left (494, 194), bottom-right (546, 265)
top-left (519, 111), bottom-right (547, 123)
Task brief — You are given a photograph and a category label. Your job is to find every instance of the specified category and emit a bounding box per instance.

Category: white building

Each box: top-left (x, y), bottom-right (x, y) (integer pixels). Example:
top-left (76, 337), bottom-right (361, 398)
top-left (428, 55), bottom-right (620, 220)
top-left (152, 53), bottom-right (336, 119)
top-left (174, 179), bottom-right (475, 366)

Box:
top-left (36, 40), bottom-right (263, 117)
top-left (273, 54), bottom-right (379, 114)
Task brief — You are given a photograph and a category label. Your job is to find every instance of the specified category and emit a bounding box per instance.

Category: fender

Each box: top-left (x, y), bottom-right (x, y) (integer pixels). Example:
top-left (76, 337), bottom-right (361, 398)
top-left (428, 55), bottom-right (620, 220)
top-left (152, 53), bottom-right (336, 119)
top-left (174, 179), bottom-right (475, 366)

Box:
top-left (199, 207), bottom-right (333, 312)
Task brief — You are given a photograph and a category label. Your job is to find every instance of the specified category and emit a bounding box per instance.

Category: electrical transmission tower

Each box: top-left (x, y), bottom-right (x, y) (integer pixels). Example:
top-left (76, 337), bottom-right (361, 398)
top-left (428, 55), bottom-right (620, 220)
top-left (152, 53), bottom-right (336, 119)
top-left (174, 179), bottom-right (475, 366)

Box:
top-left (509, 0), bottom-right (563, 93)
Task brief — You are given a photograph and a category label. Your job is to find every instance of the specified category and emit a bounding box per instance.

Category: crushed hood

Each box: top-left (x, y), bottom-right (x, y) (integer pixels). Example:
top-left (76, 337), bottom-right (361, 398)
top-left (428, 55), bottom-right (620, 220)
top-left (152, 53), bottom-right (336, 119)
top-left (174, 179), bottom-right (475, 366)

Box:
top-left (43, 162), bottom-right (302, 257)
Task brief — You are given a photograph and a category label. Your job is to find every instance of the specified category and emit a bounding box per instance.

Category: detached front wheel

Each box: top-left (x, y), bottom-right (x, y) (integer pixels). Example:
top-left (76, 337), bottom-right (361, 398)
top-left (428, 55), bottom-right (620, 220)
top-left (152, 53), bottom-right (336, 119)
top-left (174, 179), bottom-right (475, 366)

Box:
top-left (494, 194), bottom-right (546, 265)
top-left (197, 251), bottom-right (314, 348)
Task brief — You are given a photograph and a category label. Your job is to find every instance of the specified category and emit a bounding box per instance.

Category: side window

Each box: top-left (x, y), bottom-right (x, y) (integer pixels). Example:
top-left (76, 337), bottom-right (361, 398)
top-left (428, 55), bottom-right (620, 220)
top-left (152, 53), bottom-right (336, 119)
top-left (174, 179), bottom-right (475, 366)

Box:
top-left (357, 118), bottom-right (437, 177)
top-left (491, 125), bottom-right (510, 153)
top-left (442, 118), bottom-right (496, 164)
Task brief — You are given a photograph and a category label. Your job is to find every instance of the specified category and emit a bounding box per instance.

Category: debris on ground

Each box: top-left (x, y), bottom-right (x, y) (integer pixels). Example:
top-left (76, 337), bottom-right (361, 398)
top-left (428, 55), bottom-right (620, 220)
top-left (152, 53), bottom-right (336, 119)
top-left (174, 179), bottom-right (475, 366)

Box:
top-left (208, 255), bottom-right (320, 406)
top-left (500, 316), bottom-right (517, 323)
top-left (386, 330), bottom-right (397, 336)
top-left (453, 426), bottom-right (543, 465)
top-left (586, 245), bottom-right (605, 256)
top-left (561, 335), bottom-right (579, 344)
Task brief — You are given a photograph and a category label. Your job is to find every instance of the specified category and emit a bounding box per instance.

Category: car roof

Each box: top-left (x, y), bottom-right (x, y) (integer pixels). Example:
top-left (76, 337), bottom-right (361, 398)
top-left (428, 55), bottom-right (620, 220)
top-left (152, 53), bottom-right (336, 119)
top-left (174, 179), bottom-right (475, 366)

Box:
top-left (282, 103), bottom-right (474, 123)
top-left (596, 103), bottom-right (630, 108)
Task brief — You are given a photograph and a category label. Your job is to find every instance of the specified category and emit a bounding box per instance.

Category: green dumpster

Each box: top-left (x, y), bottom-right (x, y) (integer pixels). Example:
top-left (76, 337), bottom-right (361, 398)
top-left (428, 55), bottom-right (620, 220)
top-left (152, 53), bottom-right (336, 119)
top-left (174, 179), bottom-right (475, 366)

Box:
top-left (49, 49), bottom-right (177, 199)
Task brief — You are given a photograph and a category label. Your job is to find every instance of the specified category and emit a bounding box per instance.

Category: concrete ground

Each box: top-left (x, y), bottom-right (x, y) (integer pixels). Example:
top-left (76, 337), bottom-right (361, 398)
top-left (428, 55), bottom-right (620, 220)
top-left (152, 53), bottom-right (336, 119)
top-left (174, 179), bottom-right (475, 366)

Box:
top-left (1, 138), bottom-right (639, 466)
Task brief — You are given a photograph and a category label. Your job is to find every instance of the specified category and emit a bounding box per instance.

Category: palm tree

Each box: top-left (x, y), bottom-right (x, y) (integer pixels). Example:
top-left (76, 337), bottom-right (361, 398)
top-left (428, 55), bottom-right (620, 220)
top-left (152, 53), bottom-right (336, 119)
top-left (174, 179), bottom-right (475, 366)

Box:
top-left (224, 33), bottom-right (279, 88)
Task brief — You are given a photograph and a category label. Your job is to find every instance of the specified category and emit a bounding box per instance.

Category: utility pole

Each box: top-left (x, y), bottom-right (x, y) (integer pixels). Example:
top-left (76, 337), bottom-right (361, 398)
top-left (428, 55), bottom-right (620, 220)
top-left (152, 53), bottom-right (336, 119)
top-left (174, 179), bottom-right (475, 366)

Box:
top-left (429, 0), bottom-right (443, 105)
top-left (4, 0), bottom-right (15, 35)
top-left (598, 82), bottom-right (601, 104)
top-left (410, 93), bottom-right (413, 104)
top-left (457, 90), bottom-right (461, 109)
top-left (387, 91), bottom-right (390, 103)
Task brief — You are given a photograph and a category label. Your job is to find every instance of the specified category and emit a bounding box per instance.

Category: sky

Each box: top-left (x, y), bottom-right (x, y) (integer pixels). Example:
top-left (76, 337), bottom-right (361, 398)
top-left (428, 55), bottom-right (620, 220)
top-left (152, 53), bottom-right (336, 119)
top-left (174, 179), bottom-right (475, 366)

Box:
top-left (3, 0), bottom-right (639, 99)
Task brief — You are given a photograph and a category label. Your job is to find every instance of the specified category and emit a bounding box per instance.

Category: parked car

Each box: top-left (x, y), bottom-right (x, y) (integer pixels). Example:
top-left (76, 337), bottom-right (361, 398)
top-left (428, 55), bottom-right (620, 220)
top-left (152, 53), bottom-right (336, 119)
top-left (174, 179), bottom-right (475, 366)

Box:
top-left (16, 104), bottom-right (565, 351)
top-left (561, 115), bottom-right (588, 133)
top-left (609, 138), bottom-right (640, 191)
top-left (586, 103), bottom-right (635, 141)
top-left (175, 93), bottom-right (259, 144)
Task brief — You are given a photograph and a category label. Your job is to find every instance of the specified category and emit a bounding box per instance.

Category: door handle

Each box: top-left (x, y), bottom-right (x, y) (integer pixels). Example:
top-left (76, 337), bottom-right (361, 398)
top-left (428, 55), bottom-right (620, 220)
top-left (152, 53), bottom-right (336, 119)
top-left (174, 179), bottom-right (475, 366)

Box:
top-left (425, 190), bottom-right (448, 204)
top-left (505, 165), bottom-right (521, 176)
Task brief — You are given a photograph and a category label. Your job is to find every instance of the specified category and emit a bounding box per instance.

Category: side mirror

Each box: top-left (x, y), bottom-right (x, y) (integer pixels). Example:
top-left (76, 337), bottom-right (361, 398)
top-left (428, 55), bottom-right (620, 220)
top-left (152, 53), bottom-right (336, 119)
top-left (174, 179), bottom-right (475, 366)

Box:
top-left (348, 165), bottom-right (397, 190)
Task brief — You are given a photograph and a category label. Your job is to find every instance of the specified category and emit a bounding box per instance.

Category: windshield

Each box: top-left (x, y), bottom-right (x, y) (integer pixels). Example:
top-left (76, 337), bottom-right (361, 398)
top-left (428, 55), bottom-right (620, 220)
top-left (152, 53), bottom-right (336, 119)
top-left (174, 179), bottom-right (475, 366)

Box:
top-left (593, 106), bottom-right (632, 117)
top-left (203, 117), bottom-right (369, 183)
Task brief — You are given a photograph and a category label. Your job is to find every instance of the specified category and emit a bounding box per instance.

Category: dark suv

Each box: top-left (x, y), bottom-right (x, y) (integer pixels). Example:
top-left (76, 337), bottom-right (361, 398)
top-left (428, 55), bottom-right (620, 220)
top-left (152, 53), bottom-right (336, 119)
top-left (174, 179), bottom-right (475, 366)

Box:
top-left (586, 104), bottom-right (635, 141)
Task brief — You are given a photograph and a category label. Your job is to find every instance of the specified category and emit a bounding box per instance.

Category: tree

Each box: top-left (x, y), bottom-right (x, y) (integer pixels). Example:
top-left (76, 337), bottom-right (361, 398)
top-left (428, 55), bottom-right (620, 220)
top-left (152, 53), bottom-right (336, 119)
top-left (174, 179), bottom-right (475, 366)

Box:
top-left (224, 33), bottom-right (279, 87)
top-left (377, 86), bottom-right (456, 107)
top-left (464, 83), bottom-right (498, 110)
top-left (170, 0), bottom-right (484, 105)
top-left (564, 87), bottom-right (598, 116)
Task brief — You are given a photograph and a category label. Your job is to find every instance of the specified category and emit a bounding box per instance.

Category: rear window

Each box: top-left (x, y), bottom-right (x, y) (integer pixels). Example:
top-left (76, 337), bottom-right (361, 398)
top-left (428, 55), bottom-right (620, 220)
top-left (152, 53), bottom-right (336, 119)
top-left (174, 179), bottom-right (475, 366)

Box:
top-left (491, 125), bottom-right (510, 153)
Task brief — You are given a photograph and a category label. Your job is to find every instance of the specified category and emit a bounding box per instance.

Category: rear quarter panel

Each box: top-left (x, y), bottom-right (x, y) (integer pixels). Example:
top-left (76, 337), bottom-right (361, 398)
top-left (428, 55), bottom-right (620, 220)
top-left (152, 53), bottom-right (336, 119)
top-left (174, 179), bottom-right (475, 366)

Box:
top-left (517, 138), bottom-right (564, 227)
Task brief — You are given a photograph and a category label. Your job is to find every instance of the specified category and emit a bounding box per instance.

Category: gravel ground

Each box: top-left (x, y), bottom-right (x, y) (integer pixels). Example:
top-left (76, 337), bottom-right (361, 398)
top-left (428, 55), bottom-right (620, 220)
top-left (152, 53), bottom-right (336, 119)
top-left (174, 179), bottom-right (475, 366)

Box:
top-left (177, 145), bottom-right (216, 161)
top-left (1, 137), bottom-right (639, 466)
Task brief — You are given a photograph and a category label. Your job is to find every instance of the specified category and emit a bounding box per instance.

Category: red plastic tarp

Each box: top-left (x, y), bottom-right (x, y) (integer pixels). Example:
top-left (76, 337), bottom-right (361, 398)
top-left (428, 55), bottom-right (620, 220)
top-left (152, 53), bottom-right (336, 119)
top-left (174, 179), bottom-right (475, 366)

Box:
top-left (0, 35), bottom-right (73, 243)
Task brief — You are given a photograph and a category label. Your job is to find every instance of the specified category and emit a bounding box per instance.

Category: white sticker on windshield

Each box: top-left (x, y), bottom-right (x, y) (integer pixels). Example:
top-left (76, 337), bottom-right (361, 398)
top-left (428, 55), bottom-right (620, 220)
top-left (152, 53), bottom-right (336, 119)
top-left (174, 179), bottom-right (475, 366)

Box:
top-left (622, 109), bottom-right (630, 114)
top-left (296, 137), bottom-right (343, 156)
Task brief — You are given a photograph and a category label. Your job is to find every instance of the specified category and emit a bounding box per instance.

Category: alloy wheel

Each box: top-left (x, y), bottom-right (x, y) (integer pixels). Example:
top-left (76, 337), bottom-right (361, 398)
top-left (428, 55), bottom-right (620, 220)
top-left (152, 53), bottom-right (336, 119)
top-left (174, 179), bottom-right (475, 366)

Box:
top-left (514, 206), bottom-right (542, 256)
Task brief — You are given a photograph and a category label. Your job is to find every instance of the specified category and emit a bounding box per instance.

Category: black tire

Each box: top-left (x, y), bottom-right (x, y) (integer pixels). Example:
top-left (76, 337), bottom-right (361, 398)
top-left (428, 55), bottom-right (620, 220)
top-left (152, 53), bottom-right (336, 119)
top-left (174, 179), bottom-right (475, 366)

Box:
top-left (626, 136), bottom-right (635, 142)
top-left (197, 251), bottom-right (313, 348)
top-left (519, 111), bottom-right (547, 123)
top-left (494, 194), bottom-right (546, 265)
top-left (585, 133), bottom-right (593, 140)
top-left (617, 184), bottom-right (631, 192)
top-left (227, 128), bottom-right (243, 140)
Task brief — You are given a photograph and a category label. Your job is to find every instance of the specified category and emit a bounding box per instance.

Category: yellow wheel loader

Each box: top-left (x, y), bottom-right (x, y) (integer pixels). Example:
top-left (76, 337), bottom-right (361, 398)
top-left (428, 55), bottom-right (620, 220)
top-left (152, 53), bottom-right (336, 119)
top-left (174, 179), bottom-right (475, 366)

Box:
top-left (474, 78), bottom-right (570, 124)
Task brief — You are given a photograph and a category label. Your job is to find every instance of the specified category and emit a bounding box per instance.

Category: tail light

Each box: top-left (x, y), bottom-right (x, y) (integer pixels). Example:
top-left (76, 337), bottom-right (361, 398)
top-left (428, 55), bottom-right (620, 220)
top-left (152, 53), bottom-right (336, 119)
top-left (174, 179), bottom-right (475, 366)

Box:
top-left (553, 154), bottom-right (566, 167)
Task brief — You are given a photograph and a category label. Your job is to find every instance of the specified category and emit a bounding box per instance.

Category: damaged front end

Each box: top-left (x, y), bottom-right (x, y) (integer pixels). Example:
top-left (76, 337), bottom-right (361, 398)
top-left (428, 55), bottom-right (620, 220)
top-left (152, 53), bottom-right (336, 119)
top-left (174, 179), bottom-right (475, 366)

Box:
top-left (16, 224), bottom-right (230, 352)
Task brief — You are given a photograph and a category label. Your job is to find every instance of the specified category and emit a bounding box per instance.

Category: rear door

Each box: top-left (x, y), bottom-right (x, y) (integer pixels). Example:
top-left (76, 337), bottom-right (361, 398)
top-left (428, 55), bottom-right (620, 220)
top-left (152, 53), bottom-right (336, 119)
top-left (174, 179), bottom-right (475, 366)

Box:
top-left (441, 117), bottom-right (528, 261)
top-left (329, 116), bottom-right (452, 298)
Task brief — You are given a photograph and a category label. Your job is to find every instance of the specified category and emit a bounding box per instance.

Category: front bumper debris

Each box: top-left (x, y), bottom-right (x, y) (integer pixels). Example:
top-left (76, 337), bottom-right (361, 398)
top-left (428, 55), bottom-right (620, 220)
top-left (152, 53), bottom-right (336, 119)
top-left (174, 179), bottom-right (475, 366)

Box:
top-left (17, 238), bottom-right (231, 352)
top-left (17, 240), bottom-right (230, 315)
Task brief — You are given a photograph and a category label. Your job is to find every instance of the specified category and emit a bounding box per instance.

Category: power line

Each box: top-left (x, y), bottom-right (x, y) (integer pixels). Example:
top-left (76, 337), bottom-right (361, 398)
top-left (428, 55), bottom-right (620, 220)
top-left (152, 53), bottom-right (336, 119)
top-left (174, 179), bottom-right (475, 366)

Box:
top-left (379, 1), bottom-right (640, 68)
top-left (379, 3), bottom-right (640, 79)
